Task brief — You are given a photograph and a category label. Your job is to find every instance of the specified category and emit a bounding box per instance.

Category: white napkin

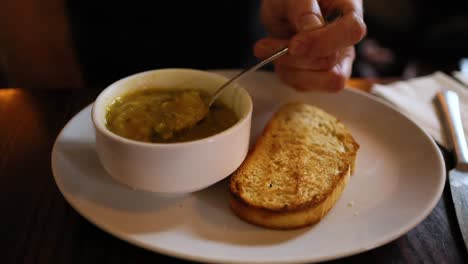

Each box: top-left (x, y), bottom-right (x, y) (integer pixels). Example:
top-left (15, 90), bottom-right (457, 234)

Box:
top-left (453, 71), bottom-right (468, 86)
top-left (370, 71), bottom-right (468, 149)
top-left (453, 58), bottom-right (468, 85)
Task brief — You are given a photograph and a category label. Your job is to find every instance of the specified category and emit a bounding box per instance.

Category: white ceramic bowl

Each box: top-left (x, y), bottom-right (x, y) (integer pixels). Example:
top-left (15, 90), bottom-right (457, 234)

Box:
top-left (92, 69), bottom-right (252, 193)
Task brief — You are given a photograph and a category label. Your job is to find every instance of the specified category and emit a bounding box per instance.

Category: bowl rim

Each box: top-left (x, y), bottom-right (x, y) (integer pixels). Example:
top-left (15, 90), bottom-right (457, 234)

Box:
top-left (91, 68), bottom-right (253, 148)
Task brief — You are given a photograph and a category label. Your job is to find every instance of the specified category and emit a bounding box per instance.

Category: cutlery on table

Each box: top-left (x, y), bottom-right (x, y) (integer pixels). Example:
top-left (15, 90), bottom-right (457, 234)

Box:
top-left (436, 90), bottom-right (468, 252)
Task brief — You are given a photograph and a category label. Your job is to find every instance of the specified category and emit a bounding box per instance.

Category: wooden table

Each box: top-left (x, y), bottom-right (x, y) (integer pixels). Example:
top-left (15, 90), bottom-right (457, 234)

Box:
top-left (2, 79), bottom-right (467, 264)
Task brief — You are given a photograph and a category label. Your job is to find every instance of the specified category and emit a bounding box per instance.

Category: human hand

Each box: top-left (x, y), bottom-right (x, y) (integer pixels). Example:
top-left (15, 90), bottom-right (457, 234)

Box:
top-left (255, 0), bottom-right (366, 92)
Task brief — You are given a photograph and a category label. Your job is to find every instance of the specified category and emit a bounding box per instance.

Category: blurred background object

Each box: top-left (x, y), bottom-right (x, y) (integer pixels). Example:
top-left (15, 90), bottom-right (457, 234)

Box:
top-left (0, 0), bottom-right (85, 89)
top-left (354, 0), bottom-right (468, 79)
top-left (461, 58), bottom-right (468, 74)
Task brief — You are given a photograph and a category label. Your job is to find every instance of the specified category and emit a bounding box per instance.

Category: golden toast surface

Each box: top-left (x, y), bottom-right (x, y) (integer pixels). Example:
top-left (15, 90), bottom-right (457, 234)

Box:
top-left (229, 103), bottom-right (359, 228)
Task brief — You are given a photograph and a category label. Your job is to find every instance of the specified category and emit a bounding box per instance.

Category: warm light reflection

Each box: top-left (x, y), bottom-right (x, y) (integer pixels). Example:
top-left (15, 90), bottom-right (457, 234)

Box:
top-left (0, 88), bottom-right (24, 102)
top-left (0, 88), bottom-right (47, 159)
top-left (346, 79), bottom-right (372, 92)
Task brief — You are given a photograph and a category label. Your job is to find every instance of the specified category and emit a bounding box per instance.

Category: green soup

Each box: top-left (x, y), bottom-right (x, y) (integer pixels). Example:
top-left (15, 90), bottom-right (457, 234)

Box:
top-left (105, 89), bottom-right (238, 143)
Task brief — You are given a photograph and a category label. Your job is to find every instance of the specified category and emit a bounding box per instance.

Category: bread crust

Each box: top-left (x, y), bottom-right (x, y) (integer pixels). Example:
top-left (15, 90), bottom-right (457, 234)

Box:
top-left (229, 103), bottom-right (359, 229)
top-left (230, 167), bottom-right (350, 229)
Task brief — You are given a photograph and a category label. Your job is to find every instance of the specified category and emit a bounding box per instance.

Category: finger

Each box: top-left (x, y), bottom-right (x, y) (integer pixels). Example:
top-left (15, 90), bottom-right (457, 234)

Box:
top-left (256, 37), bottom-right (344, 71)
top-left (254, 38), bottom-right (289, 59)
top-left (289, 9), bottom-right (366, 56)
top-left (338, 46), bottom-right (355, 79)
top-left (320, 0), bottom-right (363, 17)
top-left (275, 47), bottom-right (355, 92)
top-left (260, 0), bottom-right (294, 37)
top-left (286, 0), bottom-right (324, 32)
top-left (275, 65), bottom-right (345, 92)
top-left (261, 0), bottom-right (325, 37)
top-left (275, 52), bottom-right (341, 71)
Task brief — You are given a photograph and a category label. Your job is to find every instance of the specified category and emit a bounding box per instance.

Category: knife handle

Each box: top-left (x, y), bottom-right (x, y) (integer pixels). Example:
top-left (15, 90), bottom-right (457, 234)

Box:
top-left (437, 90), bottom-right (468, 170)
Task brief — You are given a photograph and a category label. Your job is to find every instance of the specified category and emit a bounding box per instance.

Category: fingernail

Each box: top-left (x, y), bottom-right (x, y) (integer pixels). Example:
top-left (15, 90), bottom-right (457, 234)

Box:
top-left (297, 14), bottom-right (323, 31)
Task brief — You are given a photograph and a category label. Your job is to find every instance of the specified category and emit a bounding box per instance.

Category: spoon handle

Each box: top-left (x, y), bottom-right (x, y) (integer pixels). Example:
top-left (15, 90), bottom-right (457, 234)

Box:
top-left (208, 47), bottom-right (289, 107)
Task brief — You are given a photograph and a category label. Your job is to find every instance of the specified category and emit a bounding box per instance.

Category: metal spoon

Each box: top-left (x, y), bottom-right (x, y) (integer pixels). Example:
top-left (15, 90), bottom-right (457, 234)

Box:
top-left (207, 9), bottom-right (343, 107)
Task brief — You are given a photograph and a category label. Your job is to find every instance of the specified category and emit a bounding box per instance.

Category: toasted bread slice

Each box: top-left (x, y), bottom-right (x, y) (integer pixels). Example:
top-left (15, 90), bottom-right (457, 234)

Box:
top-left (229, 102), bottom-right (359, 229)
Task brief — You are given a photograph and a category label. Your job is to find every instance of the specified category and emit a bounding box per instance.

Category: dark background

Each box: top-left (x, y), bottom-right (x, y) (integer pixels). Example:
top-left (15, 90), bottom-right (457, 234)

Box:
top-left (1, 0), bottom-right (468, 88)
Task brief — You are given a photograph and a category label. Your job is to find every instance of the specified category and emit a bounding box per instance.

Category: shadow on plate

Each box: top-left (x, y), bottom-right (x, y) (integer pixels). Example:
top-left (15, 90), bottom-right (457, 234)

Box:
top-left (55, 141), bottom-right (188, 233)
top-left (190, 179), bottom-right (308, 246)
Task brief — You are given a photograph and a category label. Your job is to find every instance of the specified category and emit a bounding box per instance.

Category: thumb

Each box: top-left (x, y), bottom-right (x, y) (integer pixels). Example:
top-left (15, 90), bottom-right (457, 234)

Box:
top-left (287, 0), bottom-right (324, 32)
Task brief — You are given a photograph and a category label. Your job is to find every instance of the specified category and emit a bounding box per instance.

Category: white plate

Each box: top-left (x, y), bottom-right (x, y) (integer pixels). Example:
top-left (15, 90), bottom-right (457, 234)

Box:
top-left (51, 70), bottom-right (445, 264)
